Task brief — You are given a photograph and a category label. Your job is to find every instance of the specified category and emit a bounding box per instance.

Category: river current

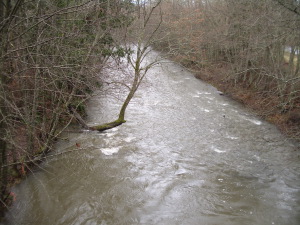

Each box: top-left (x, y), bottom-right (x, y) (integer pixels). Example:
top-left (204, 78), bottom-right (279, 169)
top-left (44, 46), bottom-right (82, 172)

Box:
top-left (3, 51), bottom-right (300, 225)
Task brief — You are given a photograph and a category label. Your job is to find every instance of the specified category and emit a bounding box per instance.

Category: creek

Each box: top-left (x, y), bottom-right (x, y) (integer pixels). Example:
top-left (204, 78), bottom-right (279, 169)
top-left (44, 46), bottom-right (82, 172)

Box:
top-left (3, 51), bottom-right (300, 225)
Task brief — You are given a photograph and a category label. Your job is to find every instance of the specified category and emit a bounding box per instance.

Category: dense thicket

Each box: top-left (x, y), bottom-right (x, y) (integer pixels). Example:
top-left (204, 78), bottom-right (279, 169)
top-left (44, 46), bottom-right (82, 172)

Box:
top-left (0, 0), bottom-right (134, 212)
top-left (155, 0), bottom-right (300, 137)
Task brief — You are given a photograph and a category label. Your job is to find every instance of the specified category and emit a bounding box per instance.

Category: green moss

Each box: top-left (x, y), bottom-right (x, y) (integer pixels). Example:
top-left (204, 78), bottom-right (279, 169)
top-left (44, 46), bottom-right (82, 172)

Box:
top-left (92, 119), bottom-right (126, 132)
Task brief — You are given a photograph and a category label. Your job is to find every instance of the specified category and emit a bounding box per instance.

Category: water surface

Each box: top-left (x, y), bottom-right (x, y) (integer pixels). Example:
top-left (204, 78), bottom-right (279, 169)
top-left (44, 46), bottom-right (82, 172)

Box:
top-left (4, 51), bottom-right (300, 225)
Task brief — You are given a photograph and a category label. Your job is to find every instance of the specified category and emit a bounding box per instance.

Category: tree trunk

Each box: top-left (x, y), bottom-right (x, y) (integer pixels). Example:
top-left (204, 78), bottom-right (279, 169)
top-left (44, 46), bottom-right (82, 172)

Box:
top-left (91, 59), bottom-right (141, 132)
top-left (0, 137), bottom-right (8, 199)
top-left (91, 85), bottom-right (137, 132)
top-left (0, 83), bottom-right (8, 213)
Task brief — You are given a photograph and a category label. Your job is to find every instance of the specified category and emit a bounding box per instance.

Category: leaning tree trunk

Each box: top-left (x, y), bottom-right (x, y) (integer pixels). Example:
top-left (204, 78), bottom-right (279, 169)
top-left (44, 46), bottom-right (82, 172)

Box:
top-left (70, 59), bottom-right (143, 132)
top-left (69, 89), bottom-right (132, 132)
top-left (91, 73), bottom-right (139, 132)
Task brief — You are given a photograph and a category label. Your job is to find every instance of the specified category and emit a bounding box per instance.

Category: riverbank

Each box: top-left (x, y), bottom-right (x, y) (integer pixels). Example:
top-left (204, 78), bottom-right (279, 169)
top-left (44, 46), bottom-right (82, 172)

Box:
top-left (178, 60), bottom-right (300, 142)
top-left (4, 50), bottom-right (300, 225)
top-left (0, 117), bottom-right (83, 219)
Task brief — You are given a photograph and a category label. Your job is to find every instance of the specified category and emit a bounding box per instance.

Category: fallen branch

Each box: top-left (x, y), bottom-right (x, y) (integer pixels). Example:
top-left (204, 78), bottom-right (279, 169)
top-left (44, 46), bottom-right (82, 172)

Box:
top-left (69, 106), bottom-right (93, 130)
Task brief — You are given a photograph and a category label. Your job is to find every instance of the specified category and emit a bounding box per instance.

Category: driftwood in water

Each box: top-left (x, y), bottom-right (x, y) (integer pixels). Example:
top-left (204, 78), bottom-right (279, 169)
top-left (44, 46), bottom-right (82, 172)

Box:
top-left (69, 107), bottom-right (92, 130)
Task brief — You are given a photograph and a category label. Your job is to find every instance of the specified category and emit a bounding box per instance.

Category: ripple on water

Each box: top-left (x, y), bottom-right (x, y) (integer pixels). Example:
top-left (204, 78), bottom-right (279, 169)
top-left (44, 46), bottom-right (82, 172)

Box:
top-left (244, 118), bottom-right (262, 125)
top-left (124, 136), bottom-right (136, 143)
top-left (212, 146), bottom-right (226, 153)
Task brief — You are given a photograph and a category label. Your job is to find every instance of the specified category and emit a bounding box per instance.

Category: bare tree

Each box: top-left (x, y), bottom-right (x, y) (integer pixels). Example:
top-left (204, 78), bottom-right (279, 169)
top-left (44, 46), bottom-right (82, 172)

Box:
top-left (0, 0), bottom-right (134, 213)
top-left (90, 0), bottom-right (163, 131)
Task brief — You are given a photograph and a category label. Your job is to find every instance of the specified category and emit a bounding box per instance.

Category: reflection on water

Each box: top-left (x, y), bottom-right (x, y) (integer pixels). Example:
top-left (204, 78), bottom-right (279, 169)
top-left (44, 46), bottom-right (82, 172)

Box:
top-left (3, 51), bottom-right (300, 225)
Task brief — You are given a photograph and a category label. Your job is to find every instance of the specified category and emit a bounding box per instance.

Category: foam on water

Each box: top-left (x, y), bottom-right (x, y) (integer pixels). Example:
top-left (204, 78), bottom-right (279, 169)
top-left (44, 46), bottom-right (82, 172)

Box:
top-left (124, 137), bottom-right (136, 143)
top-left (197, 91), bottom-right (211, 95)
top-left (106, 133), bottom-right (116, 137)
top-left (100, 147), bottom-right (120, 155)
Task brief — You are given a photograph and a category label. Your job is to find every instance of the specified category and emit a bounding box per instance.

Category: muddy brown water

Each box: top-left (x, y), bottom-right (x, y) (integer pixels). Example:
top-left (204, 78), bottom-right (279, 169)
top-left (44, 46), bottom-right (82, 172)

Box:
top-left (3, 51), bottom-right (300, 225)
